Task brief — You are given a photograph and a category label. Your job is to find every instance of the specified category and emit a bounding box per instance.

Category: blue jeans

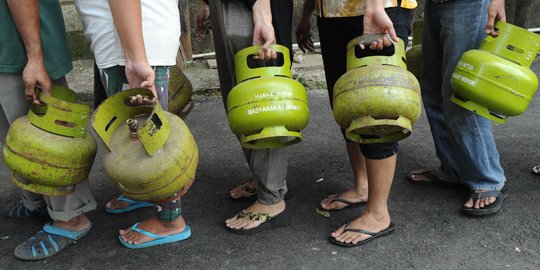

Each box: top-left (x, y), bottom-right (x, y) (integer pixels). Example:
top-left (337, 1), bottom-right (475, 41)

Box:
top-left (421, 0), bottom-right (505, 190)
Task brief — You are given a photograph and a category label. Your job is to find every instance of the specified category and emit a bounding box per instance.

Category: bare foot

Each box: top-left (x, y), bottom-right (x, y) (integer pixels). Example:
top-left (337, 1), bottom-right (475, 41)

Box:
top-left (330, 209), bottom-right (391, 245)
top-left (105, 195), bottom-right (131, 210)
top-left (408, 169), bottom-right (440, 183)
top-left (319, 188), bottom-right (368, 211)
top-left (463, 190), bottom-right (496, 209)
top-left (119, 216), bottom-right (186, 245)
top-left (225, 200), bottom-right (285, 230)
top-left (533, 164), bottom-right (540, 175)
top-left (229, 180), bottom-right (258, 199)
top-left (52, 213), bottom-right (91, 232)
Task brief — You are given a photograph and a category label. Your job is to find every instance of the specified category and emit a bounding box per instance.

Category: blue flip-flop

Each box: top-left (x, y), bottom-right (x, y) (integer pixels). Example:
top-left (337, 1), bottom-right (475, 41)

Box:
top-left (105, 195), bottom-right (154, 214)
top-left (119, 223), bottom-right (191, 249)
top-left (14, 222), bottom-right (92, 260)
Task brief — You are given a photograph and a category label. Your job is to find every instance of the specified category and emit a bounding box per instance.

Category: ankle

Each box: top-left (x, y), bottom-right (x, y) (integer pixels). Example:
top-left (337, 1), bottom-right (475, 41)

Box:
top-left (347, 187), bottom-right (369, 198)
top-left (155, 215), bottom-right (186, 229)
top-left (252, 199), bottom-right (286, 212)
top-left (363, 208), bottom-right (390, 222)
top-left (53, 214), bottom-right (89, 230)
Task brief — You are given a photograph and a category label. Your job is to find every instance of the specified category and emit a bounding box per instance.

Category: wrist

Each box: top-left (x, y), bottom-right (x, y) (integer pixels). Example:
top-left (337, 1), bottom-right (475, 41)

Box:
top-left (252, 0), bottom-right (272, 25)
top-left (364, 0), bottom-right (384, 14)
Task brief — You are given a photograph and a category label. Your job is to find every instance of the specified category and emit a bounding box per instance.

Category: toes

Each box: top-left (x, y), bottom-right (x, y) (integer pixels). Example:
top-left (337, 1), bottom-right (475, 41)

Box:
top-left (330, 225), bottom-right (346, 238)
top-left (225, 215), bottom-right (239, 224)
top-left (463, 198), bottom-right (474, 208)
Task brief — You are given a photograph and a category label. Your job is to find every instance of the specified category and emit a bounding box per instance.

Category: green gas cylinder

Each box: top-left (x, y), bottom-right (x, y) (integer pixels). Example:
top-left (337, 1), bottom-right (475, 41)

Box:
top-left (2, 85), bottom-right (97, 195)
top-left (451, 21), bottom-right (540, 123)
top-left (168, 65), bottom-right (194, 119)
top-left (226, 45), bottom-right (309, 149)
top-left (333, 35), bottom-right (422, 143)
top-left (92, 89), bottom-right (198, 202)
top-left (406, 20), bottom-right (423, 79)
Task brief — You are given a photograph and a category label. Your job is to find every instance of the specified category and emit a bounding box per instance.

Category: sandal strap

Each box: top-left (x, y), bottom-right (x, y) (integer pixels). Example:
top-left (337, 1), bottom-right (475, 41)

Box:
top-left (343, 222), bottom-right (376, 236)
top-left (115, 194), bottom-right (138, 204)
top-left (237, 210), bottom-right (274, 222)
top-left (240, 184), bottom-right (257, 194)
top-left (129, 222), bottom-right (165, 240)
top-left (43, 222), bottom-right (92, 240)
top-left (329, 196), bottom-right (358, 206)
top-left (470, 190), bottom-right (501, 200)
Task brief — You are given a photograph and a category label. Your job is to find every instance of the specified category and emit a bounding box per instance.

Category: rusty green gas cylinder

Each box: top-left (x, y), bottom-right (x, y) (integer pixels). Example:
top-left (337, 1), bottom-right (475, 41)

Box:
top-left (451, 21), bottom-right (540, 123)
top-left (406, 20), bottom-right (423, 79)
top-left (226, 45), bottom-right (309, 149)
top-left (2, 85), bottom-right (97, 195)
top-left (333, 35), bottom-right (422, 144)
top-left (168, 65), bottom-right (194, 119)
top-left (92, 89), bottom-right (198, 202)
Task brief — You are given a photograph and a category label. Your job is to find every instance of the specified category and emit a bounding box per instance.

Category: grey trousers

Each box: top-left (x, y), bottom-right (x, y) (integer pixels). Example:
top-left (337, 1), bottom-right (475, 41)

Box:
top-left (0, 73), bottom-right (96, 222)
top-left (209, 0), bottom-right (288, 204)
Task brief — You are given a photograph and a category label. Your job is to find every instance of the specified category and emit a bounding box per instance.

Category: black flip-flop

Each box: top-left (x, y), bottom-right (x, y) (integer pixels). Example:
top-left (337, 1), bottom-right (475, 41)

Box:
top-left (329, 222), bottom-right (395, 247)
top-left (462, 190), bottom-right (508, 216)
top-left (225, 210), bottom-right (290, 235)
top-left (407, 169), bottom-right (469, 190)
top-left (317, 194), bottom-right (366, 214)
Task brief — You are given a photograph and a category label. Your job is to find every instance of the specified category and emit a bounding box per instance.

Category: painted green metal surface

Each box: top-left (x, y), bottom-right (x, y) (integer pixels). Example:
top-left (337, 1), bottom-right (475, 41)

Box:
top-left (227, 45), bottom-right (309, 149)
top-left (2, 85), bottom-right (97, 195)
top-left (168, 65), bottom-right (194, 119)
top-left (406, 20), bottom-right (423, 79)
top-left (333, 36), bottom-right (421, 144)
top-left (92, 88), bottom-right (169, 156)
top-left (451, 21), bottom-right (540, 123)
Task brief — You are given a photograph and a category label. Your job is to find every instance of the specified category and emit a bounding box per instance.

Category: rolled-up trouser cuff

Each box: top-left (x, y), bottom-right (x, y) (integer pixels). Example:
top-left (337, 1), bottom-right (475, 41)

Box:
top-left (257, 182), bottom-right (287, 205)
top-left (44, 180), bottom-right (97, 222)
top-left (248, 148), bottom-right (288, 205)
top-left (21, 190), bottom-right (47, 211)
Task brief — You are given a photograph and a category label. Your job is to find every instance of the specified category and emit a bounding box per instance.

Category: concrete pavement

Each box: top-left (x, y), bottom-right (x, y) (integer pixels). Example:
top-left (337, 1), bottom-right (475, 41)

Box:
top-left (0, 56), bottom-right (539, 270)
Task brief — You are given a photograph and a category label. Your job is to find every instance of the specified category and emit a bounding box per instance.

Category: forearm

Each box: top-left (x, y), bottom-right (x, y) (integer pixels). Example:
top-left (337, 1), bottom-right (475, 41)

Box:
top-left (108, 0), bottom-right (148, 63)
top-left (252, 0), bottom-right (272, 26)
top-left (301, 0), bottom-right (316, 19)
top-left (6, 0), bottom-right (43, 62)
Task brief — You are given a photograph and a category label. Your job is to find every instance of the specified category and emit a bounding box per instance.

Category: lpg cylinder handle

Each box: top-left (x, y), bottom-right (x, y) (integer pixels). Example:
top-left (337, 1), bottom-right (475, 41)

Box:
top-left (346, 34), bottom-right (406, 71)
top-left (27, 85), bottom-right (91, 138)
top-left (235, 44), bottom-right (293, 83)
top-left (480, 21), bottom-right (540, 67)
top-left (92, 88), bottom-right (171, 156)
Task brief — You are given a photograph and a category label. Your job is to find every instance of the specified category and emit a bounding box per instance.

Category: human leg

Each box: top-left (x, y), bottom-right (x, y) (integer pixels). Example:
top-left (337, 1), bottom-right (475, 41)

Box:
top-left (11, 76), bottom-right (98, 259)
top-left (319, 142), bottom-right (368, 211)
top-left (209, 0), bottom-right (261, 199)
top-left (119, 196), bottom-right (190, 247)
top-left (316, 16), bottom-right (370, 212)
top-left (14, 179), bottom-right (96, 260)
top-left (0, 74), bottom-right (50, 218)
top-left (418, 0), bottom-right (505, 214)
top-left (225, 148), bottom-right (289, 234)
top-left (330, 153), bottom-right (397, 246)
top-left (435, 0), bottom-right (505, 212)
top-left (210, 0), bottom-right (292, 207)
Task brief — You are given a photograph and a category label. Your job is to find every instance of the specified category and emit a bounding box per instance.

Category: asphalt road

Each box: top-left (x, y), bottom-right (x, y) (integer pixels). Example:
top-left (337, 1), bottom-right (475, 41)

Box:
top-left (0, 63), bottom-right (539, 270)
